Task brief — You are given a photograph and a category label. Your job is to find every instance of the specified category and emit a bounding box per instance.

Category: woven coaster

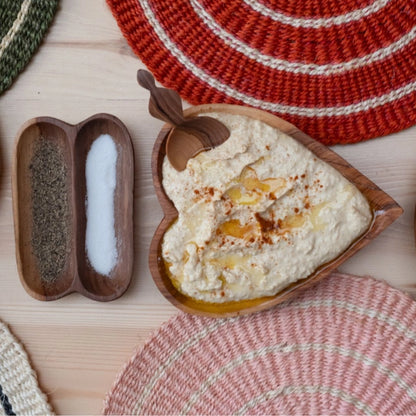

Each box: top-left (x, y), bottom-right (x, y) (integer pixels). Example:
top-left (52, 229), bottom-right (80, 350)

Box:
top-left (103, 272), bottom-right (416, 415)
top-left (0, 322), bottom-right (53, 415)
top-left (107, 0), bottom-right (416, 144)
top-left (0, 0), bottom-right (59, 95)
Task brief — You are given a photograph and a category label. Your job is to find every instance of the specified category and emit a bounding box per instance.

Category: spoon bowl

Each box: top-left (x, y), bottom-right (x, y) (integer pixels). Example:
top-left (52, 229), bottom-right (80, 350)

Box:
top-left (165, 129), bottom-right (210, 171)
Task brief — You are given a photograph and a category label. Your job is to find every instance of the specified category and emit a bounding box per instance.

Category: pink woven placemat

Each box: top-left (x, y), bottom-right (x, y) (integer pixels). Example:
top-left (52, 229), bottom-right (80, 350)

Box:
top-left (103, 272), bottom-right (416, 415)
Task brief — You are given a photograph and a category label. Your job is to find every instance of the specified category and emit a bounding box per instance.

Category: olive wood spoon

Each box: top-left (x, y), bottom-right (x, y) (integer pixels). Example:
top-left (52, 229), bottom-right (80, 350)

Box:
top-left (137, 70), bottom-right (230, 171)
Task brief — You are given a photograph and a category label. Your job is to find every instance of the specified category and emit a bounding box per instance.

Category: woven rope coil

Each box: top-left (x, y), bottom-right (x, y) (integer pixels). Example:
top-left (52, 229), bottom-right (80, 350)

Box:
top-left (107, 0), bottom-right (416, 144)
top-left (104, 272), bottom-right (416, 415)
top-left (0, 321), bottom-right (53, 415)
top-left (0, 0), bottom-right (59, 95)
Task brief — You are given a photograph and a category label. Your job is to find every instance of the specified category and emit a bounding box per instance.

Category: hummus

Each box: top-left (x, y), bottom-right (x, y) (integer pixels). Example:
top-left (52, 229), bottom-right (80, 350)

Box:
top-left (161, 112), bottom-right (372, 303)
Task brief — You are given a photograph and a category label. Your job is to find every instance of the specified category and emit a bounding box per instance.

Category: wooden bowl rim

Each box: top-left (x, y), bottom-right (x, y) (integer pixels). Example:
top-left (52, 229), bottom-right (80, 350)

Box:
top-left (149, 103), bottom-right (403, 317)
top-left (12, 113), bottom-right (134, 302)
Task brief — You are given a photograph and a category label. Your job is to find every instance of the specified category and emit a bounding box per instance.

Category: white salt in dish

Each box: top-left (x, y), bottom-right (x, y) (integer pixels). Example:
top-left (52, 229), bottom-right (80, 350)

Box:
top-left (85, 134), bottom-right (118, 276)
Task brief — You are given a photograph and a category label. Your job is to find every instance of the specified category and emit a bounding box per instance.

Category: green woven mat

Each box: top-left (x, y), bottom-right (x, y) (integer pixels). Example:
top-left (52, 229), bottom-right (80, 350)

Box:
top-left (0, 0), bottom-right (59, 95)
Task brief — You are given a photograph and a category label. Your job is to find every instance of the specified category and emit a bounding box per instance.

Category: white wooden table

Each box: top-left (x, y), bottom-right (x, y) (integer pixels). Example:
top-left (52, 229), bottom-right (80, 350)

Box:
top-left (0, 1), bottom-right (415, 414)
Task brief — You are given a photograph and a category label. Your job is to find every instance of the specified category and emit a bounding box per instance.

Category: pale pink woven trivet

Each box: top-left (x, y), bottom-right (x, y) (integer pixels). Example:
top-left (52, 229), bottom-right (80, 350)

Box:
top-left (103, 273), bottom-right (416, 415)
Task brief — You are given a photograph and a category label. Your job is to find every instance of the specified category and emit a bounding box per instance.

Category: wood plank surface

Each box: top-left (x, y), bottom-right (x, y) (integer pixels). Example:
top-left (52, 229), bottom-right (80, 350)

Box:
top-left (0, 0), bottom-right (415, 414)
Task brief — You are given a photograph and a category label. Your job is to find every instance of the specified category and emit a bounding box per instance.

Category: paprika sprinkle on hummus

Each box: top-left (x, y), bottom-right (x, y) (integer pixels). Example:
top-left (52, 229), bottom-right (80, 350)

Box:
top-left (162, 113), bottom-right (372, 303)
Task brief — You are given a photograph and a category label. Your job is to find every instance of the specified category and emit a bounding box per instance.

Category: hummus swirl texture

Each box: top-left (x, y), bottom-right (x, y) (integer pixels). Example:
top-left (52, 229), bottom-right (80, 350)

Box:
top-left (162, 113), bottom-right (372, 303)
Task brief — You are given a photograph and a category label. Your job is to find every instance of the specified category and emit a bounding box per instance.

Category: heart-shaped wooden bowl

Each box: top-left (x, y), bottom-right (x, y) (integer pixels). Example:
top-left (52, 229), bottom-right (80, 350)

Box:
top-left (149, 104), bottom-right (403, 317)
top-left (12, 114), bottom-right (134, 301)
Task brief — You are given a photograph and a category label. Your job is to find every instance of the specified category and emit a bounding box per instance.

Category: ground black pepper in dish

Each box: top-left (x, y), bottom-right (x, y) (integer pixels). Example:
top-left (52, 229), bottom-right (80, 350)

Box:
top-left (29, 137), bottom-right (71, 283)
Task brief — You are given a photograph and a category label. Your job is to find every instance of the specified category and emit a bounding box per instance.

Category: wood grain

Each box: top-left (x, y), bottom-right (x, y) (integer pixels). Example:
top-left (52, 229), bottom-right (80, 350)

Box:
top-left (0, 0), bottom-right (415, 414)
top-left (12, 114), bottom-right (134, 301)
top-left (149, 104), bottom-right (403, 317)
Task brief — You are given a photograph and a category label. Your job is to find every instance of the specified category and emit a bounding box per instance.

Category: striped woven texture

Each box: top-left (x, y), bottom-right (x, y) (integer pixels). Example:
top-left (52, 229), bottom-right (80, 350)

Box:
top-left (107, 0), bottom-right (416, 144)
top-left (0, 0), bottom-right (59, 95)
top-left (0, 321), bottom-right (53, 415)
top-left (104, 272), bottom-right (416, 415)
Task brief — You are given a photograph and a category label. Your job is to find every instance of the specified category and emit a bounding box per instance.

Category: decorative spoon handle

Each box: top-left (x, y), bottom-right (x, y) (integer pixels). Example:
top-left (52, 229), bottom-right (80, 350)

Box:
top-left (137, 70), bottom-right (185, 126)
top-left (137, 69), bottom-right (231, 171)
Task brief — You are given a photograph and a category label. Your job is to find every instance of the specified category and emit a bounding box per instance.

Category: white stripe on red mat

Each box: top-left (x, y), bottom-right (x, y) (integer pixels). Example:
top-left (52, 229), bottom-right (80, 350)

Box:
top-left (190, 0), bottom-right (416, 75)
top-left (139, 0), bottom-right (416, 117)
top-left (242, 0), bottom-right (391, 28)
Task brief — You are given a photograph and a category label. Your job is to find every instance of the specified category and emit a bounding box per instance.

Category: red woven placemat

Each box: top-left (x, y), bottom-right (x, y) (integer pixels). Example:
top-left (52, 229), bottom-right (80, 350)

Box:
top-left (103, 272), bottom-right (416, 415)
top-left (106, 0), bottom-right (416, 144)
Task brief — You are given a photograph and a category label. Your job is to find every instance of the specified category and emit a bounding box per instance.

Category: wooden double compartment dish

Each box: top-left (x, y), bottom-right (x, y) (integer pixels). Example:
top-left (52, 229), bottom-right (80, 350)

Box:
top-left (12, 114), bottom-right (134, 301)
top-left (149, 104), bottom-right (403, 317)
